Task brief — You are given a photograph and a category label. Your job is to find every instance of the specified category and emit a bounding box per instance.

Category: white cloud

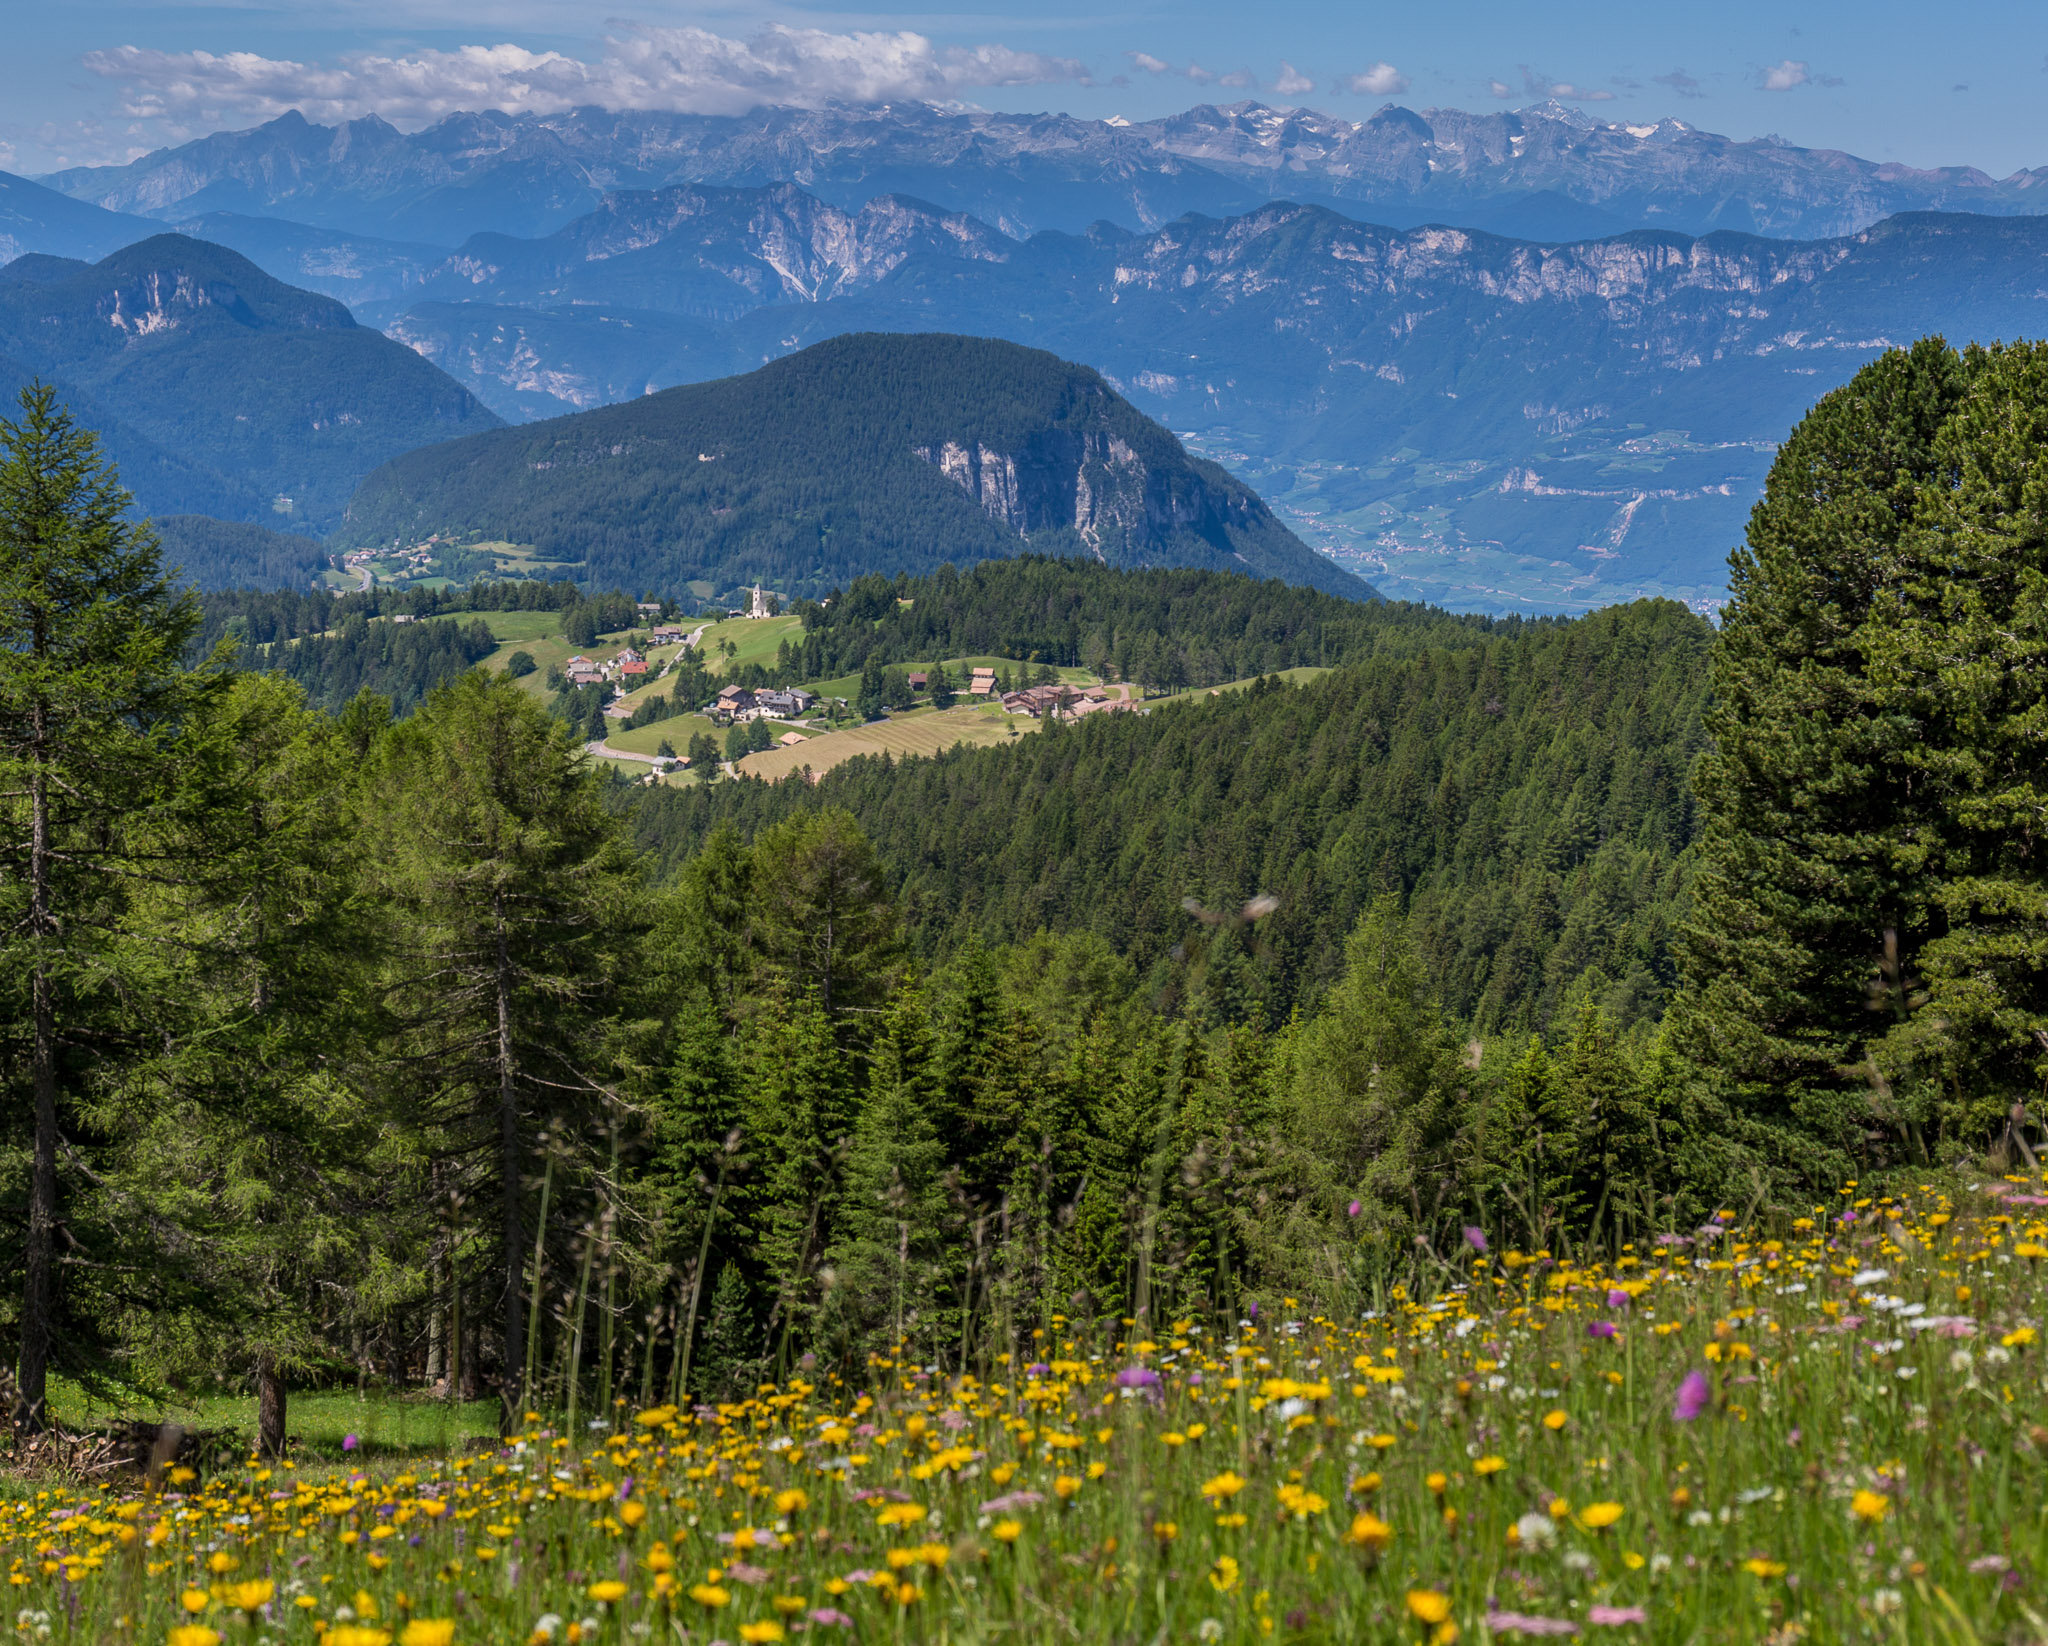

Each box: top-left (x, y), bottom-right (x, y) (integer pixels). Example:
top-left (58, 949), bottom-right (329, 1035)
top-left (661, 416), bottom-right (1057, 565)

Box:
top-left (1519, 66), bottom-right (1617, 103)
top-left (1760, 58), bottom-right (1809, 91)
top-left (1339, 62), bottom-right (1410, 97)
top-left (1128, 51), bottom-right (1171, 75)
top-left (1271, 63), bottom-right (1314, 97)
top-left (1487, 79), bottom-right (1515, 100)
top-left (83, 24), bottom-right (1094, 132)
top-left (1216, 70), bottom-right (1256, 90)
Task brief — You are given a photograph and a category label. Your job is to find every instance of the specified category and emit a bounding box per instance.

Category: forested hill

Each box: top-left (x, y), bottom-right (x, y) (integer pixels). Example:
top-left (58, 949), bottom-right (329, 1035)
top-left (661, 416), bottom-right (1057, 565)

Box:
top-left (634, 597), bottom-right (1710, 1033)
top-left (0, 235), bottom-right (499, 530)
top-left (789, 556), bottom-right (1491, 682)
top-left (337, 333), bottom-right (1368, 601)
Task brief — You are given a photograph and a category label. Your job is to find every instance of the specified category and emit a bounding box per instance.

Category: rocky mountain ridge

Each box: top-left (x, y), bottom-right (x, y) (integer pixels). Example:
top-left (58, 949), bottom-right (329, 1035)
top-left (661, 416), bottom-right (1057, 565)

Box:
top-left (40, 99), bottom-right (2048, 247)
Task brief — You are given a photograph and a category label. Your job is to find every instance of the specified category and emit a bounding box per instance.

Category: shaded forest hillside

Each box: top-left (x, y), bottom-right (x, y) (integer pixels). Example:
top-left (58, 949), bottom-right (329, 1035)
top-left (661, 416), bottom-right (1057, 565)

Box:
top-left (634, 597), bottom-right (1710, 1033)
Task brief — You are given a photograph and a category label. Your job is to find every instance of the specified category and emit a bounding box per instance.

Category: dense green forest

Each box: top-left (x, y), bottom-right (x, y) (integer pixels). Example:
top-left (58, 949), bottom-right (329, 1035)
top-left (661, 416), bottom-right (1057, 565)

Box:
top-left (638, 599), bottom-right (1708, 1034)
top-left (152, 514), bottom-right (332, 591)
top-left (337, 333), bottom-right (1368, 600)
top-left (786, 555), bottom-right (1492, 684)
top-left (7, 341), bottom-right (2048, 1441)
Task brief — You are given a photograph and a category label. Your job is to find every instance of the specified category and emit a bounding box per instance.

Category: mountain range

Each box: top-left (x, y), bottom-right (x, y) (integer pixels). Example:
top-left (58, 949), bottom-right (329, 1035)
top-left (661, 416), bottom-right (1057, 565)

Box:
top-left (355, 194), bottom-right (2048, 611)
top-left (339, 332), bottom-right (1363, 601)
top-left (13, 96), bottom-right (2048, 609)
top-left (0, 235), bottom-right (499, 530)
top-left (39, 101), bottom-right (2048, 246)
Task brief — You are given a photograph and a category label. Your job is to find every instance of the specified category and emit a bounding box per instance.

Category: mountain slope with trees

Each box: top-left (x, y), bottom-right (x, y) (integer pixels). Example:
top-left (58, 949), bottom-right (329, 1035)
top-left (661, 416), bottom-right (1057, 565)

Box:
top-left (339, 333), bottom-right (1370, 600)
top-left (0, 234), bottom-right (500, 531)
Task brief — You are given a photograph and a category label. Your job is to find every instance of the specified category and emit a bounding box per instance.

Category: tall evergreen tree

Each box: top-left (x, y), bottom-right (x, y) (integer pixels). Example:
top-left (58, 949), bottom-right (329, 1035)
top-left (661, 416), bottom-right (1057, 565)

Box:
top-left (0, 385), bottom-right (205, 1430)
top-left (1676, 339), bottom-right (1971, 1175)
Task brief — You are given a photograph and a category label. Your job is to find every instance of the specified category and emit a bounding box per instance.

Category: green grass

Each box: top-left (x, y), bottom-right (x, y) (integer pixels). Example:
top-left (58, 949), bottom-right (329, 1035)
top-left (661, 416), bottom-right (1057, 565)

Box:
top-left (47, 1380), bottom-right (499, 1462)
top-left (698, 614), bottom-right (807, 674)
top-left (602, 714), bottom-right (718, 757)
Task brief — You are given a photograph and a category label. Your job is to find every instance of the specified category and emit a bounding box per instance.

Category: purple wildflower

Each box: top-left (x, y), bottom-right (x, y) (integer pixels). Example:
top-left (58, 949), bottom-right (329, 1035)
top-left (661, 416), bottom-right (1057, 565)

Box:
top-left (1607, 1288), bottom-right (1631, 1310)
top-left (341, 1434), bottom-right (359, 1452)
top-left (1348, 1199), bottom-right (1362, 1218)
top-left (1672, 1370), bottom-right (1711, 1422)
top-left (1463, 1225), bottom-right (1489, 1253)
top-left (1588, 1605), bottom-right (1649, 1625)
top-left (809, 1609), bottom-right (854, 1628)
top-left (1586, 1321), bottom-right (1618, 1339)
top-left (1114, 1365), bottom-right (1162, 1391)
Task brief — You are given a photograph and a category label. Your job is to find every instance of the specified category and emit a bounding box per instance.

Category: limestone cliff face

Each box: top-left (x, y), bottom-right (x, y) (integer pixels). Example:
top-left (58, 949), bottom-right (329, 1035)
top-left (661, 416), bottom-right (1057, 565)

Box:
top-left (915, 425), bottom-right (1273, 561)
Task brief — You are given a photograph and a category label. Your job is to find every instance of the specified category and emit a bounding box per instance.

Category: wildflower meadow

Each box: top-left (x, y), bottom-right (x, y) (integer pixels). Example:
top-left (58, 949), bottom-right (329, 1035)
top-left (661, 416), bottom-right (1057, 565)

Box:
top-left (8, 1182), bottom-right (2048, 1645)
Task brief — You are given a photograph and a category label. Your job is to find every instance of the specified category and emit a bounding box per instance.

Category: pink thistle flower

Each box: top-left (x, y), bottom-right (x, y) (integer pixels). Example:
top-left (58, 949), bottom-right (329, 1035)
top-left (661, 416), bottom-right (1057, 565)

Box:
top-left (1672, 1370), bottom-right (1711, 1422)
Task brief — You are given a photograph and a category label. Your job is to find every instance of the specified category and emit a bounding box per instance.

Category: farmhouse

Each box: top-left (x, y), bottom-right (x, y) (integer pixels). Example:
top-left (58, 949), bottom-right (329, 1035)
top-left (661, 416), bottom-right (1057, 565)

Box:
top-left (968, 667), bottom-right (997, 696)
top-left (755, 687), bottom-right (817, 719)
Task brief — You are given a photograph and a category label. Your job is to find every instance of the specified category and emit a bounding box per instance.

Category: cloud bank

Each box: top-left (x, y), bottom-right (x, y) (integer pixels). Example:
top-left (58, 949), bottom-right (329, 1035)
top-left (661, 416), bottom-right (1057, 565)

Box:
top-left (85, 24), bottom-right (1094, 131)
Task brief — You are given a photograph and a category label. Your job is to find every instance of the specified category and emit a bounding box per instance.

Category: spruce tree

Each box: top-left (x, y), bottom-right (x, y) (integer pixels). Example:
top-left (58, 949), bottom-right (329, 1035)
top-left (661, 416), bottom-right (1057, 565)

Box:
top-left (0, 386), bottom-right (204, 1430)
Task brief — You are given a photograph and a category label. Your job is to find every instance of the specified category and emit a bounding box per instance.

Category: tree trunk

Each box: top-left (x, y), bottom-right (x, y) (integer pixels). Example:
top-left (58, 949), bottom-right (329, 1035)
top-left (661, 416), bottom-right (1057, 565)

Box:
top-left (494, 890), bottom-right (522, 1431)
top-left (16, 731), bottom-right (55, 1436)
top-left (256, 1355), bottom-right (287, 1459)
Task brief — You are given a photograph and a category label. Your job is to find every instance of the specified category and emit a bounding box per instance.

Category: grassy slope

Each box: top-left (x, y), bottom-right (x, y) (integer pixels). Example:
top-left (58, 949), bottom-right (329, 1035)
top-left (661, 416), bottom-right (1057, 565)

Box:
top-left (734, 703), bottom-right (1038, 781)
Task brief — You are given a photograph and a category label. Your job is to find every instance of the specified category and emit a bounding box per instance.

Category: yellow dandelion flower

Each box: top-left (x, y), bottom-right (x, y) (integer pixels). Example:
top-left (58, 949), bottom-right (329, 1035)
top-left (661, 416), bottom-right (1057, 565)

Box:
top-left (1201, 1471), bottom-right (1247, 1502)
top-left (1209, 1555), bottom-right (1241, 1594)
top-left (325, 1630), bottom-right (393, 1646)
top-left (1405, 1590), bottom-right (1452, 1625)
top-left (1153, 1521), bottom-right (1180, 1542)
top-left (689, 1584), bottom-right (731, 1609)
top-left (1742, 1558), bottom-right (1788, 1579)
top-left (992, 1519), bottom-right (1023, 1544)
top-left (1579, 1503), bottom-right (1624, 1530)
top-left (2003, 1327), bottom-right (2037, 1349)
top-left (167, 1630), bottom-right (220, 1646)
top-left (770, 1596), bottom-right (808, 1617)
top-left (223, 1579), bottom-right (274, 1613)
top-left (1345, 1512), bottom-right (1392, 1552)
top-left (399, 1624), bottom-right (456, 1646)
top-left (619, 1501), bottom-right (646, 1529)
top-left (179, 1591), bottom-right (210, 1616)
top-left (1053, 1475), bottom-right (1081, 1500)
top-left (774, 1489), bottom-right (808, 1515)
top-left (738, 1624), bottom-right (785, 1644)
top-left (1851, 1489), bottom-right (1889, 1524)
top-left (1542, 1410), bottom-right (1569, 1432)
top-left (1473, 1456), bottom-right (1506, 1477)
top-left (1425, 1472), bottom-right (1448, 1495)
top-left (875, 1502), bottom-right (927, 1529)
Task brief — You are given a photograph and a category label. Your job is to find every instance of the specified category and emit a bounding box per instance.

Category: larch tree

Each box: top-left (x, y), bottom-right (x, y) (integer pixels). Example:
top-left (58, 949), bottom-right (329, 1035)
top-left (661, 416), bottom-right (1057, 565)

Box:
top-left (0, 385), bottom-right (205, 1431)
top-left (360, 669), bottom-right (640, 1425)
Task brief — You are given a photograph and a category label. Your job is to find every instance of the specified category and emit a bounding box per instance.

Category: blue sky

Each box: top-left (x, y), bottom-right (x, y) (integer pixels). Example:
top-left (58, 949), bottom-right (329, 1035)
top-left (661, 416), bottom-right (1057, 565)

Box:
top-left (8, 0), bottom-right (2047, 177)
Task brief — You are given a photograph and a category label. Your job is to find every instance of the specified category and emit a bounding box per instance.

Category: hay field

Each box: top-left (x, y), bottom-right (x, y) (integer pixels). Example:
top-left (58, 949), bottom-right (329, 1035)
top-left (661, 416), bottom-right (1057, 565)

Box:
top-left (735, 706), bottom-right (1034, 781)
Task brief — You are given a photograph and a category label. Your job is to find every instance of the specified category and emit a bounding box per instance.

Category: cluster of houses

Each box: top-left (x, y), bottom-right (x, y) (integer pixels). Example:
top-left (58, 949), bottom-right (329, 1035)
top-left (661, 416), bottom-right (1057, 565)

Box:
top-left (566, 648), bottom-right (651, 689)
top-left (711, 683), bottom-right (818, 724)
top-left (997, 682), bottom-right (1134, 720)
